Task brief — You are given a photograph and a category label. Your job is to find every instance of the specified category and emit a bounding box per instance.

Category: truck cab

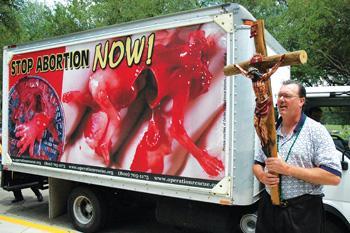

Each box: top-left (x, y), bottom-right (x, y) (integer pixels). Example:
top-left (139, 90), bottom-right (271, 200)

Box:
top-left (305, 86), bottom-right (350, 233)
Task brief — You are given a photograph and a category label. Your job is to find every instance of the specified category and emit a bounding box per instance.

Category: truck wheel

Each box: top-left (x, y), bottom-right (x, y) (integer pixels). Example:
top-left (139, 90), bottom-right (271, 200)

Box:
top-left (238, 213), bottom-right (256, 233)
top-left (67, 186), bottom-right (107, 233)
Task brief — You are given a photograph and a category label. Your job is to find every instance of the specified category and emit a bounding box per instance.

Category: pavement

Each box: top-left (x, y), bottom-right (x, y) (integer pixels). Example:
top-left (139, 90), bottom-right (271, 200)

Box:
top-left (0, 214), bottom-right (74, 233)
top-left (0, 173), bottom-right (78, 233)
top-left (0, 172), bottom-right (193, 233)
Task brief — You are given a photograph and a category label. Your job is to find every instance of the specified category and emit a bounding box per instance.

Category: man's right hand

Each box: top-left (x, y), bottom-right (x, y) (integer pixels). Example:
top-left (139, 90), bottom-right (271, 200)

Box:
top-left (260, 172), bottom-right (280, 188)
top-left (253, 164), bottom-right (280, 187)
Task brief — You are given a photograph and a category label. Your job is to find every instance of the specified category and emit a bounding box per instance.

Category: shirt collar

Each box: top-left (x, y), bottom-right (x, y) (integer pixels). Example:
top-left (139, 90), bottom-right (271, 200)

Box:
top-left (294, 113), bottom-right (307, 133)
top-left (277, 112), bottom-right (307, 135)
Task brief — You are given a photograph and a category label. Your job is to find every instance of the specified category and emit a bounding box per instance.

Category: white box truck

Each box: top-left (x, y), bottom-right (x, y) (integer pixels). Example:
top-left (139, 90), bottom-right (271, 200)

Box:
top-left (1, 3), bottom-right (349, 233)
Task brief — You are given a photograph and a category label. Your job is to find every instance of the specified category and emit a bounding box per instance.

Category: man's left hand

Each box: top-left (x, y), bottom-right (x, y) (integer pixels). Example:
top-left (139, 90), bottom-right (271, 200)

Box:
top-left (265, 157), bottom-right (291, 176)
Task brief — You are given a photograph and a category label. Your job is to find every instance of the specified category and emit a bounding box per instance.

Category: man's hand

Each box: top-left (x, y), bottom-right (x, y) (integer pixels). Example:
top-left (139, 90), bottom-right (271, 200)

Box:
top-left (265, 157), bottom-right (291, 176)
top-left (260, 172), bottom-right (280, 188)
top-left (265, 157), bottom-right (341, 186)
top-left (253, 164), bottom-right (279, 188)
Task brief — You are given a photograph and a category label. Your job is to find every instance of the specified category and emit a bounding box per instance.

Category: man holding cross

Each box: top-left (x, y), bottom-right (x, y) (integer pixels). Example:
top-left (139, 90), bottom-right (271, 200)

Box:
top-left (224, 19), bottom-right (342, 232)
top-left (253, 80), bottom-right (342, 233)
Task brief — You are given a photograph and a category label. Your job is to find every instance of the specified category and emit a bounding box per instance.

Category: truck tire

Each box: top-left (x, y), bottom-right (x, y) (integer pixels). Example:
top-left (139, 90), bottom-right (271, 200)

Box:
top-left (67, 186), bottom-right (107, 233)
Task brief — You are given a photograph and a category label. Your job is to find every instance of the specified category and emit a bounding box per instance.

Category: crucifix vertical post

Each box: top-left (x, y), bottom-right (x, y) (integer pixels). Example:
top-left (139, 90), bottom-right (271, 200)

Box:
top-left (252, 20), bottom-right (280, 205)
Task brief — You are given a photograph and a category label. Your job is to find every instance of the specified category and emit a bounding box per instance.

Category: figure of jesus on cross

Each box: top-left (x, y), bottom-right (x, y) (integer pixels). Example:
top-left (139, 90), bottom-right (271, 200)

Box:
top-left (224, 20), bottom-right (307, 205)
top-left (234, 54), bottom-right (285, 148)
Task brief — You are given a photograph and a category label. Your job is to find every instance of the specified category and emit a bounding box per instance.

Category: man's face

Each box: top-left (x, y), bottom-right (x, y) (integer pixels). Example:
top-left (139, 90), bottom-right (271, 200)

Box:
top-left (277, 84), bottom-right (305, 117)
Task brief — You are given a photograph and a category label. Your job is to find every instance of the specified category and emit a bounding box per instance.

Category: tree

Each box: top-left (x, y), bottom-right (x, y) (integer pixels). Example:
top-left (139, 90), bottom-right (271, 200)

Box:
top-left (234, 0), bottom-right (350, 86)
top-left (266, 0), bottom-right (350, 86)
top-left (16, 0), bottom-right (97, 41)
top-left (89, 0), bottom-right (201, 27)
top-left (220, 0), bottom-right (349, 86)
top-left (0, 0), bottom-right (23, 102)
top-left (1, 0), bottom-right (349, 87)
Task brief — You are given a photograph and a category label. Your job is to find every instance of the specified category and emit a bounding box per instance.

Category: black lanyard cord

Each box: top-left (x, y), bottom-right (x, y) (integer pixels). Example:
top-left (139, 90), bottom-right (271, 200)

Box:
top-left (277, 120), bottom-right (305, 200)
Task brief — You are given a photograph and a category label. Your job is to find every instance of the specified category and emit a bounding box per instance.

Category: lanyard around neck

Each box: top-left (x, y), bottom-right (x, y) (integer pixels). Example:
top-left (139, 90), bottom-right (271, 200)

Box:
top-left (277, 119), bottom-right (305, 200)
top-left (277, 120), bottom-right (305, 162)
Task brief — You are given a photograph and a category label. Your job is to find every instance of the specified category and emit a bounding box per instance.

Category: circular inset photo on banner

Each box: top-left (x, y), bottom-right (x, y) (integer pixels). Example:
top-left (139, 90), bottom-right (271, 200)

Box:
top-left (9, 76), bottom-right (64, 161)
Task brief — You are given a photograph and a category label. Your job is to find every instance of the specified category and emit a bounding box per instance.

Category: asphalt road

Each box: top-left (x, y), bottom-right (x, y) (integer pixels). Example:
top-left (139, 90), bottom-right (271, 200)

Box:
top-left (0, 183), bottom-right (193, 233)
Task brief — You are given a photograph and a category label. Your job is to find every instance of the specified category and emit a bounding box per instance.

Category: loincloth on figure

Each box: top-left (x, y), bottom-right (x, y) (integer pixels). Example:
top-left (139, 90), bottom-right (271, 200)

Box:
top-left (254, 98), bottom-right (271, 146)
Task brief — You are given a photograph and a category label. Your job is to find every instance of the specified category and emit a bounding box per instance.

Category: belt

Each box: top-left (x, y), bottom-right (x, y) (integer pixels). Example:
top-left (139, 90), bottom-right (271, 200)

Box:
top-left (279, 194), bottom-right (322, 208)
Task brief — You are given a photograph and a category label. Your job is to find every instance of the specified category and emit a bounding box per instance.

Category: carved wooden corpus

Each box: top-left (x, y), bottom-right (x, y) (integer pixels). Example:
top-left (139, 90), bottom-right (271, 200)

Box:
top-left (224, 20), bottom-right (307, 205)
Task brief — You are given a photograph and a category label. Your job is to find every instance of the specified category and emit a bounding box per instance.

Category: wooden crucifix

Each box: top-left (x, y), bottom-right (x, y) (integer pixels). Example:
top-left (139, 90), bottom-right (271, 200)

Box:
top-left (224, 20), bottom-right (307, 205)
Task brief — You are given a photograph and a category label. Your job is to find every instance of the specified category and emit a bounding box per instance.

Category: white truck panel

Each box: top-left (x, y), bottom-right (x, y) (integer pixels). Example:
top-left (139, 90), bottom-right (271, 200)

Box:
top-left (2, 3), bottom-right (288, 206)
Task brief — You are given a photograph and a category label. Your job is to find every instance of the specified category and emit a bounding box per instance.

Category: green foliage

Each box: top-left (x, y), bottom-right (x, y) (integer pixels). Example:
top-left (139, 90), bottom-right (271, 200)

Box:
top-left (0, 0), bottom-right (22, 55)
top-left (258, 0), bottom-right (350, 86)
top-left (222, 0), bottom-right (350, 86)
top-left (89, 0), bottom-right (201, 27)
top-left (17, 0), bottom-right (97, 41)
top-left (322, 106), bottom-right (350, 139)
top-left (0, 0), bottom-right (349, 86)
top-left (323, 107), bottom-right (350, 125)
top-left (0, 0), bottom-right (24, 108)
top-left (16, 2), bottom-right (55, 41)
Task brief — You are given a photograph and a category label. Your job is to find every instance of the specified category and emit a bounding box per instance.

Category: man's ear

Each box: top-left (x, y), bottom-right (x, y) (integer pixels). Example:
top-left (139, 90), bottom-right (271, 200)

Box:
top-left (299, 97), bottom-right (305, 108)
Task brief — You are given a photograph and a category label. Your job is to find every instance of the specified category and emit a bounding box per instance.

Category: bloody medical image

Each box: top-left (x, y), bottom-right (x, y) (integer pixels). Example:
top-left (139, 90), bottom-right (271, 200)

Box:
top-left (9, 76), bottom-right (64, 161)
top-left (9, 23), bottom-right (227, 181)
top-left (61, 24), bottom-right (226, 179)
